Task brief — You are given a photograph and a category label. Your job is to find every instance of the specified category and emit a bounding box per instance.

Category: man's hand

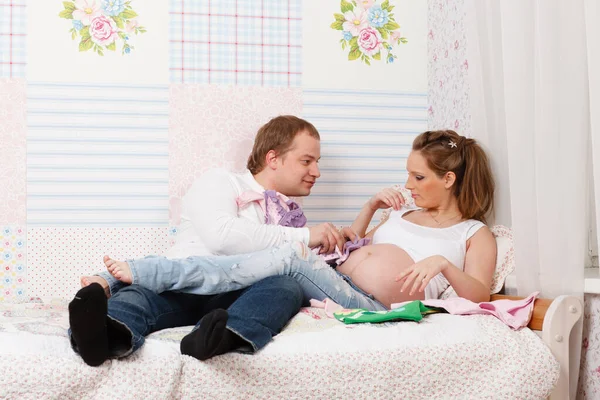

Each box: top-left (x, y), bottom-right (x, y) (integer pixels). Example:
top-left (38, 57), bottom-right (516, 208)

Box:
top-left (339, 226), bottom-right (358, 242)
top-left (308, 223), bottom-right (346, 254)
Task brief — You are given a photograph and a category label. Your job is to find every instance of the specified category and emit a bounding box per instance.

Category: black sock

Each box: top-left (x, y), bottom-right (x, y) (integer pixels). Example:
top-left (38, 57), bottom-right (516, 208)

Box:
top-left (68, 283), bottom-right (109, 367)
top-left (180, 309), bottom-right (246, 361)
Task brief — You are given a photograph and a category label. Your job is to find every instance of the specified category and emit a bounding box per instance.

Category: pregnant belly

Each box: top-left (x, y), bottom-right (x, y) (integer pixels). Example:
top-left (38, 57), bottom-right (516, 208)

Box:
top-left (336, 243), bottom-right (425, 308)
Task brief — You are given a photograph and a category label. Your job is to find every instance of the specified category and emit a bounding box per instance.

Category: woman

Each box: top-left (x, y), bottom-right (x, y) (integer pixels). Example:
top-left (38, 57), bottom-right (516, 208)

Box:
top-left (105, 130), bottom-right (497, 310)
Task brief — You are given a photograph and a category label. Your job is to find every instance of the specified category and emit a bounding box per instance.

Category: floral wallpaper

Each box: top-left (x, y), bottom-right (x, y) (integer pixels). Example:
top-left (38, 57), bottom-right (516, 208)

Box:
top-left (0, 226), bottom-right (26, 302)
top-left (0, 80), bottom-right (26, 224)
top-left (427, 0), bottom-right (470, 136)
top-left (578, 294), bottom-right (600, 399)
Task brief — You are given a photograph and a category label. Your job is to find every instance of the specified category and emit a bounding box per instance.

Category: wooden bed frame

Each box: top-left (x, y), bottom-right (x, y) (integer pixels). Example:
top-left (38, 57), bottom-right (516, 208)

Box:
top-left (491, 294), bottom-right (583, 400)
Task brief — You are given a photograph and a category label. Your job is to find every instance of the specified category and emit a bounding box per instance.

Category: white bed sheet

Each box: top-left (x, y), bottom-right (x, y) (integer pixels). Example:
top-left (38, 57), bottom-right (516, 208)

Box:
top-left (0, 299), bottom-right (559, 399)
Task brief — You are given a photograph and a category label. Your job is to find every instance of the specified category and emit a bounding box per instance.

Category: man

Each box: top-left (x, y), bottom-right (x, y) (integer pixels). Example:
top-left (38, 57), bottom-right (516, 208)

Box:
top-left (70, 115), bottom-right (345, 366)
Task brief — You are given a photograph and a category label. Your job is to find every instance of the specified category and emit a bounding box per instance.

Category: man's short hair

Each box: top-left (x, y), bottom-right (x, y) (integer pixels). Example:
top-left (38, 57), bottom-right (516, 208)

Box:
top-left (247, 115), bottom-right (320, 174)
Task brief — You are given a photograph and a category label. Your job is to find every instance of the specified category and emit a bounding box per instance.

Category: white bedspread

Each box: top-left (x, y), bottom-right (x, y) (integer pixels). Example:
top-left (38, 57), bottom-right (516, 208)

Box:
top-left (0, 299), bottom-right (559, 399)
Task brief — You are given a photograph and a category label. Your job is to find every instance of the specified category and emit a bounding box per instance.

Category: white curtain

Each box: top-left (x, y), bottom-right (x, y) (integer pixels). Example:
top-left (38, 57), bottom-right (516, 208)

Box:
top-left (466, 0), bottom-right (593, 296)
top-left (586, 1), bottom-right (600, 275)
top-left (465, 1), bottom-right (597, 397)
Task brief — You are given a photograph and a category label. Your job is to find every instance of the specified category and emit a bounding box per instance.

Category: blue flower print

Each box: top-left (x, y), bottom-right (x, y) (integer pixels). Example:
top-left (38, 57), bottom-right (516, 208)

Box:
top-left (102, 0), bottom-right (126, 16)
top-left (368, 6), bottom-right (389, 28)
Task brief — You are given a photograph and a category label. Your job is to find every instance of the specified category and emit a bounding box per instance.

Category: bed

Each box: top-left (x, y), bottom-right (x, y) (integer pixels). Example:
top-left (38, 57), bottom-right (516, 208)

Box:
top-left (0, 225), bottom-right (583, 399)
top-left (0, 293), bottom-right (580, 399)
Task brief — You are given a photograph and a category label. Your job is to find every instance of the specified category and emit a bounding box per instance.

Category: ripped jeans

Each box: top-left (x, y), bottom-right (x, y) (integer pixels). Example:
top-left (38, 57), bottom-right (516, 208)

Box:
top-left (123, 242), bottom-right (387, 311)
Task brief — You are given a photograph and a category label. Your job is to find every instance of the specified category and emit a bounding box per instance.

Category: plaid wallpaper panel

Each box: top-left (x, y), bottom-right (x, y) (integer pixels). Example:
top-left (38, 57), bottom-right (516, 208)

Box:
top-left (169, 0), bottom-right (301, 86)
top-left (0, 0), bottom-right (26, 78)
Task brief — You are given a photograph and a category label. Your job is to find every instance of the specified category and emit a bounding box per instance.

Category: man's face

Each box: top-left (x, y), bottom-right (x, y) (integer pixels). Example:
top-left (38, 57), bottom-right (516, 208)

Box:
top-left (273, 131), bottom-right (321, 197)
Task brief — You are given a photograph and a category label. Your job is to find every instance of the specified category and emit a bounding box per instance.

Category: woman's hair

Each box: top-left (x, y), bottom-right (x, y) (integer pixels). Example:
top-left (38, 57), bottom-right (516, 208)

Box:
top-left (247, 115), bottom-right (320, 175)
top-left (412, 130), bottom-right (495, 223)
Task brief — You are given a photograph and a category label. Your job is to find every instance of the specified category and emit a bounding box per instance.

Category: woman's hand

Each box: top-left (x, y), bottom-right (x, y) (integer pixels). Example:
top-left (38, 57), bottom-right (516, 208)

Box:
top-left (394, 255), bottom-right (449, 295)
top-left (367, 188), bottom-right (405, 212)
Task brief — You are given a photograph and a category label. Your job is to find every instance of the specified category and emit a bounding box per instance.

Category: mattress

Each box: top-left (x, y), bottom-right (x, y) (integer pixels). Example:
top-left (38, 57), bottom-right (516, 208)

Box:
top-left (0, 298), bottom-right (559, 399)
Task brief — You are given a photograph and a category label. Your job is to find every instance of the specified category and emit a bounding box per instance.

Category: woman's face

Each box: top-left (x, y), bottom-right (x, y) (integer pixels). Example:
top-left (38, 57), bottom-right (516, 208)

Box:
top-left (404, 151), bottom-right (450, 209)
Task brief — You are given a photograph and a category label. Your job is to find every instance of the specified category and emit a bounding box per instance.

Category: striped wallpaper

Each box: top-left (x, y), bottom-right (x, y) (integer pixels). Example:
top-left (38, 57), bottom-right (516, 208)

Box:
top-left (302, 88), bottom-right (428, 225)
top-left (26, 82), bottom-right (169, 227)
top-left (25, 84), bottom-right (426, 228)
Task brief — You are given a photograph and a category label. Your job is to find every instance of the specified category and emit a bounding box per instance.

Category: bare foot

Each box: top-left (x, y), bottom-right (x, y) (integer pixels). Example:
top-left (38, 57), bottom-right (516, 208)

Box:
top-left (104, 255), bottom-right (133, 284)
top-left (80, 275), bottom-right (111, 298)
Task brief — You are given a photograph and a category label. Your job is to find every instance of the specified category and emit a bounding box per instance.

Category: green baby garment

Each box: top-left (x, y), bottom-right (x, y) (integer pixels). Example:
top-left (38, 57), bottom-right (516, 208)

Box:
top-left (333, 300), bottom-right (438, 325)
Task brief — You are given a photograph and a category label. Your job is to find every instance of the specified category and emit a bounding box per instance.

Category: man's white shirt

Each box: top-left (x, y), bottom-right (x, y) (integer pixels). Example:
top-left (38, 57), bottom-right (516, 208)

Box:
top-left (166, 168), bottom-right (310, 258)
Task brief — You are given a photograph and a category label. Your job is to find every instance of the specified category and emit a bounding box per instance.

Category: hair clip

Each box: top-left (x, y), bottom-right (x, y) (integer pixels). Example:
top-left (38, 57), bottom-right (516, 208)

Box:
top-left (448, 141), bottom-right (457, 148)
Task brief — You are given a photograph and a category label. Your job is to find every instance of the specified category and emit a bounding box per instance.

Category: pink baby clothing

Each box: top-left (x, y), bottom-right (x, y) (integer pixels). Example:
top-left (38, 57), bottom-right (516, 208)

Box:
top-left (392, 291), bottom-right (539, 330)
top-left (314, 292), bottom-right (539, 329)
top-left (309, 298), bottom-right (345, 318)
top-left (320, 237), bottom-right (371, 266)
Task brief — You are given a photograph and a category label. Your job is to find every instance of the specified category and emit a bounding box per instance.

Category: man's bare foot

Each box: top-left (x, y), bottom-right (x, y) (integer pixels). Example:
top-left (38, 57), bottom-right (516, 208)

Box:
top-left (104, 255), bottom-right (133, 284)
top-left (80, 275), bottom-right (111, 298)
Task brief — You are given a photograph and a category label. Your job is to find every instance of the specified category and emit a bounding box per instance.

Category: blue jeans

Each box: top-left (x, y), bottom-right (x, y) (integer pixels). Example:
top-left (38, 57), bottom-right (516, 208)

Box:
top-left (70, 275), bottom-right (303, 357)
top-left (97, 270), bottom-right (126, 297)
top-left (126, 242), bottom-right (387, 311)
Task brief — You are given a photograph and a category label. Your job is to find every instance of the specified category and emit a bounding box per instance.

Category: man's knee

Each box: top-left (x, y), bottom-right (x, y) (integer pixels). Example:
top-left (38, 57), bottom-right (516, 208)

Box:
top-left (110, 284), bottom-right (155, 306)
top-left (254, 275), bottom-right (303, 304)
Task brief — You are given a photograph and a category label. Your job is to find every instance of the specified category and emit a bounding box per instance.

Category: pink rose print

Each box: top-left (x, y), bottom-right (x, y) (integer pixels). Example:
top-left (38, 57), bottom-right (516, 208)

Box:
top-left (59, 0), bottom-right (146, 56)
top-left (331, 0), bottom-right (407, 65)
top-left (89, 15), bottom-right (118, 46)
top-left (357, 27), bottom-right (382, 56)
